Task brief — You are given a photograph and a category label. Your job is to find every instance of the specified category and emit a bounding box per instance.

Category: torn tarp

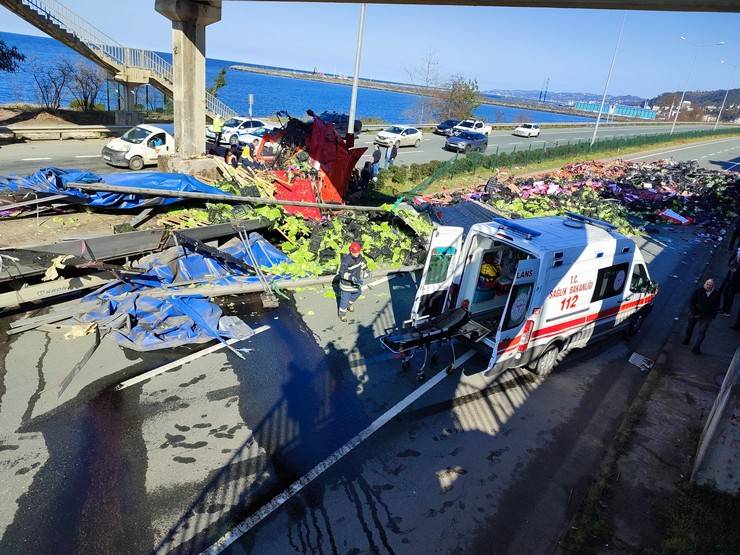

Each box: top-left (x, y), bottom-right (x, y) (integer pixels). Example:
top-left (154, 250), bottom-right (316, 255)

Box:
top-left (0, 167), bottom-right (229, 210)
top-left (79, 232), bottom-right (288, 351)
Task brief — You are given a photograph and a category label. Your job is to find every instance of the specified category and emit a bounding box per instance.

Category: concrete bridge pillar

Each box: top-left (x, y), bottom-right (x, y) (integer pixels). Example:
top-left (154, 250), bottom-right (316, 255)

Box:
top-left (155, 0), bottom-right (221, 158)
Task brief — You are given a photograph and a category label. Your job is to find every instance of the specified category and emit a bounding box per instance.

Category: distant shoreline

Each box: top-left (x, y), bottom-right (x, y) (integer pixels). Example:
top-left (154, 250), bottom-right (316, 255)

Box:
top-left (231, 64), bottom-right (601, 120)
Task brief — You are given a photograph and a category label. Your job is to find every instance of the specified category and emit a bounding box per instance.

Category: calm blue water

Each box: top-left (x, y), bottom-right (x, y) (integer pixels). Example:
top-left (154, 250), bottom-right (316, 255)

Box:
top-left (0, 31), bottom-right (594, 124)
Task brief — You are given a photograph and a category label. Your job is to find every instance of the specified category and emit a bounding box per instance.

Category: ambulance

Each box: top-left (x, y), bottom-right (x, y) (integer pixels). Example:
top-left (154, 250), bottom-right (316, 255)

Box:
top-left (410, 212), bottom-right (659, 377)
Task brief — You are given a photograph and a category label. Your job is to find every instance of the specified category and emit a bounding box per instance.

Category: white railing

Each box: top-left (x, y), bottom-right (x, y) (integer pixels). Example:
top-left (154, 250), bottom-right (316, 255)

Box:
top-left (19, 0), bottom-right (237, 118)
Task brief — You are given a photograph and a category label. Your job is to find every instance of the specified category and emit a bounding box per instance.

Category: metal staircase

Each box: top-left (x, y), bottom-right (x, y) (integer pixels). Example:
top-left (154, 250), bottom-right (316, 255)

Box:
top-left (0, 0), bottom-right (237, 119)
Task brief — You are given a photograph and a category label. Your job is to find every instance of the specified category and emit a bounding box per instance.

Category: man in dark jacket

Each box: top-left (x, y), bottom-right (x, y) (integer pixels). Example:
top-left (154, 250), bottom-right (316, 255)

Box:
top-left (338, 242), bottom-right (368, 322)
top-left (682, 278), bottom-right (721, 354)
top-left (720, 249), bottom-right (740, 316)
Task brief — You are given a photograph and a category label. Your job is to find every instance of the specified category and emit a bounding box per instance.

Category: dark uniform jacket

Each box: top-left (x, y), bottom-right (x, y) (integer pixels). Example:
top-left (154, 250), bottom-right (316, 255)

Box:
top-left (339, 253), bottom-right (367, 292)
top-left (688, 287), bottom-right (721, 319)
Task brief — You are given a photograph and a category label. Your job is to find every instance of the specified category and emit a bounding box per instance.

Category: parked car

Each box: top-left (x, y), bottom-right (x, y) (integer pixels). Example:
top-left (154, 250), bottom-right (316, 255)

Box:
top-left (374, 126), bottom-right (423, 147)
top-left (445, 130), bottom-right (488, 153)
top-left (453, 119), bottom-right (492, 136)
top-left (435, 119), bottom-right (461, 136)
top-left (318, 111), bottom-right (362, 136)
top-left (238, 126), bottom-right (280, 157)
top-left (102, 123), bottom-right (174, 170)
top-left (206, 117), bottom-right (272, 146)
top-left (513, 123), bottom-right (541, 137)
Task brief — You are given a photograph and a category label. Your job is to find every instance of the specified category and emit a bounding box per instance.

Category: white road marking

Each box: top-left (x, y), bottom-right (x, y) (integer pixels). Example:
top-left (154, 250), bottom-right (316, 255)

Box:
top-left (508, 142), bottom-right (523, 145)
top-left (20, 157), bottom-right (52, 161)
top-left (74, 154), bottom-right (101, 158)
top-left (203, 348), bottom-right (478, 554)
top-left (625, 137), bottom-right (740, 161)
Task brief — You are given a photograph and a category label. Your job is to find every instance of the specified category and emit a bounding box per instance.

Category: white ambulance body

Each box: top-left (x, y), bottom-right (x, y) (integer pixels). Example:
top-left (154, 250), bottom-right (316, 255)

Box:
top-left (411, 213), bottom-right (658, 377)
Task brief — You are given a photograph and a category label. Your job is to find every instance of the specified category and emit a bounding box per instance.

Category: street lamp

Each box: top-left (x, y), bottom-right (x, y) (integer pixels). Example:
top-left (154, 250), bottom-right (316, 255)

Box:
top-left (591, 12), bottom-right (626, 147)
top-left (346, 3), bottom-right (366, 147)
top-left (670, 36), bottom-right (724, 135)
top-left (716, 60), bottom-right (739, 130)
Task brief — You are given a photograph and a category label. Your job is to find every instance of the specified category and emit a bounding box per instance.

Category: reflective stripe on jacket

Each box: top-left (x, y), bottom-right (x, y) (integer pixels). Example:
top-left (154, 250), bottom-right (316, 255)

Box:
top-left (338, 253), bottom-right (367, 292)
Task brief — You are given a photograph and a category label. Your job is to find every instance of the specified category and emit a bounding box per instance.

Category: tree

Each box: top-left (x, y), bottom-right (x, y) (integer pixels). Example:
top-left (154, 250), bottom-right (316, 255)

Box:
top-left (406, 51), bottom-right (439, 124)
top-left (207, 67), bottom-right (227, 97)
top-left (31, 60), bottom-right (75, 112)
top-left (493, 109), bottom-right (505, 123)
top-left (514, 112), bottom-right (530, 124)
top-left (69, 62), bottom-right (105, 111)
top-left (0, 40), bottom-right (25, 72)
top-left (431, 74), bottom-right (482, 120)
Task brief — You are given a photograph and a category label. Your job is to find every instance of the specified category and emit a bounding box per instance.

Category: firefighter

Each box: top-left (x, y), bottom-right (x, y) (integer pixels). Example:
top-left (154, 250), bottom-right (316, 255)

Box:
top-left (478, 252), bottom-right (502, 289)
top-left (338, 242), bottom-right (368, 322)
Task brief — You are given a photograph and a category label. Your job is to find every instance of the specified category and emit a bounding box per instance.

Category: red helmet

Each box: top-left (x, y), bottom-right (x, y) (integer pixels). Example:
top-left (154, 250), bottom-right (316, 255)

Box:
top-left (349, 242), bottom-right (362, 255)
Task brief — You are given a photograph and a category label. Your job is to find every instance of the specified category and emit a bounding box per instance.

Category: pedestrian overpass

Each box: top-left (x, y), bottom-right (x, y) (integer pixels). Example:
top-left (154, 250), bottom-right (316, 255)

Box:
top-left (0, 0), bottom-right (237, 121)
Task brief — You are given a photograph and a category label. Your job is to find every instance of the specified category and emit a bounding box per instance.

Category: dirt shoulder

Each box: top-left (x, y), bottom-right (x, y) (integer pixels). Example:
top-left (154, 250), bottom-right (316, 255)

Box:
top-left (562, 237), bottom-right (740, 554)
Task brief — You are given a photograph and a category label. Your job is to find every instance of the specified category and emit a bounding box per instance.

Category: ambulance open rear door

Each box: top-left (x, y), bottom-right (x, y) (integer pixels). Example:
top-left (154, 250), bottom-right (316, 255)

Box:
top-left (410, 226), bottom-right (464, 325)
top-left (486, 257), bottom-right (540, 371)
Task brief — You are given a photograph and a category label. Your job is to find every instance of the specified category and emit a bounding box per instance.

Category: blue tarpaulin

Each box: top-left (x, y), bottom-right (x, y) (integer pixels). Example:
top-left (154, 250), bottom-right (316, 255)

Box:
top-left (80, 233), bottom-right (289, 351)
top-left (0, 167), bottom-right (229, 209)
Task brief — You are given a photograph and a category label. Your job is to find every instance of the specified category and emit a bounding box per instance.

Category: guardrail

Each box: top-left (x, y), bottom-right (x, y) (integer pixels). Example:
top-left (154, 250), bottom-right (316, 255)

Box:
top-left (359, 121), bottom-right (723, 132)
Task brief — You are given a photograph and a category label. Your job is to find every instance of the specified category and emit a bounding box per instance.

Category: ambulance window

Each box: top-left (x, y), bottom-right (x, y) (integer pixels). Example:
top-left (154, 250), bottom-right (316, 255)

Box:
top-left (425, 246), bottom-right (458, 285)
top-left (591, 263), bottom-right (629, 302)
top-left (503, 283), bottom-right (533, 330)
top-left (630, 264), bottom-right (649, 292)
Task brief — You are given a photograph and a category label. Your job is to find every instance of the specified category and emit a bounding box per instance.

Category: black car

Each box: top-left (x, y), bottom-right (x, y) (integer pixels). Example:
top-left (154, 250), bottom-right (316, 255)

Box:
top-left (435, 119), bottom-right (461, 136)
top-left (318, 111), bottom-right (362, 137)
top-left (445, 131), bottom-right (488, 153)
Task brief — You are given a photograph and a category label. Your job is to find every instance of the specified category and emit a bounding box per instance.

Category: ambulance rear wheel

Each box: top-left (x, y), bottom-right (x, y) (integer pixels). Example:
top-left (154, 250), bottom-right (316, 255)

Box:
top-left (533, 345), bottom-right (559, 377)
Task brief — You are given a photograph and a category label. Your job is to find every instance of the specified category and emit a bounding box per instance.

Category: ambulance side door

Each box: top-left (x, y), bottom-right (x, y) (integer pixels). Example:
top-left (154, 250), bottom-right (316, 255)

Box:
top-left (591, 260), bottom-right (630, 333)
top-left (410, 226), bottom-right (464, 324)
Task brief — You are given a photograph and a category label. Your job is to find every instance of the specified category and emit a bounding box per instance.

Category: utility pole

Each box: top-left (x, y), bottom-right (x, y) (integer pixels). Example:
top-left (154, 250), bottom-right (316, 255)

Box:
top-left (671, 36), bottom-right (724, 135)
top-left (347, 3), bottom-right (367, 148)
top-left (591, 12), bottom-right (626, 146)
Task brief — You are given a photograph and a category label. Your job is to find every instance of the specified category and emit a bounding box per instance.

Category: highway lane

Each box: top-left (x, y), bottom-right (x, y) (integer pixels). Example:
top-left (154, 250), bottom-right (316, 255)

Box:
top-left (0, 139), bottom-right (737, 554)
top-left (0, 123), bottom-right (722, 177)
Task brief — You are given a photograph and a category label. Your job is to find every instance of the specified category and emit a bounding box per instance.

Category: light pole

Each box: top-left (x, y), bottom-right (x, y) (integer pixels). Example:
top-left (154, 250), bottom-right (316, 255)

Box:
top-left (716, 60), bottom-right (739, 130)
top-left (670, 36), bottom-right (724, 135)
top-left (591, 12), bottom-right (626, 147)
top-left (347, 3), bottom-right (367, 147)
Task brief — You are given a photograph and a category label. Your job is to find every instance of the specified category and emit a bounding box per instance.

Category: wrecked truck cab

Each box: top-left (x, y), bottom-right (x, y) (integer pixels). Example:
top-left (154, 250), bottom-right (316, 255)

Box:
top-left (410, 213), bottom-right (658, 379)
top-left (102, 124), bottom-right (175, 171)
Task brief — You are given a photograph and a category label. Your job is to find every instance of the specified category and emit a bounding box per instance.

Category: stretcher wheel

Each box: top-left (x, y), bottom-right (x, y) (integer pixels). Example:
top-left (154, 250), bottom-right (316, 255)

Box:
top-left (401, 360), bottom-right (410, 371)
top-left (416, 371), bottom-right (426, 382)
top-left (445, 364), bottom-right (454, 375)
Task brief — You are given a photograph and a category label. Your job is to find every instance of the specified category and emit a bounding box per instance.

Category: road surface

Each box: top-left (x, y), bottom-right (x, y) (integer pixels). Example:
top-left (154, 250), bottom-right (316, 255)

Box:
top-left (0, 141), bottom-right (737, 555)
top-left (0, 123), bottom-right (725, 176)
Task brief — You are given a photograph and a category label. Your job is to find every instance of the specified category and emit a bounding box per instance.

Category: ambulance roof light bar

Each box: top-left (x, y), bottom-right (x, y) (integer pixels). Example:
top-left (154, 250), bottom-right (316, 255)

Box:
top-left (565, 212), bottom-right (617, 232)
top-left (492, 218), bottom-right (542, 240)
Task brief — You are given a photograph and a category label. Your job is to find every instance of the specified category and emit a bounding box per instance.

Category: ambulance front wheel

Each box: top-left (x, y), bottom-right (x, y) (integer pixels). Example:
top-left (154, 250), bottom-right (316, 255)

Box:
top-left (532, 345), bottom-right (560, 377)
top-left (626, 312), bottom-right (645, 337)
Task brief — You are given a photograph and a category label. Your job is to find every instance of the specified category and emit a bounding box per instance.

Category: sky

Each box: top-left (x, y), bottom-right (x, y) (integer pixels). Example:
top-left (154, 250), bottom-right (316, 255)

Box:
top-left (1, 1), bottom-right (740, 98)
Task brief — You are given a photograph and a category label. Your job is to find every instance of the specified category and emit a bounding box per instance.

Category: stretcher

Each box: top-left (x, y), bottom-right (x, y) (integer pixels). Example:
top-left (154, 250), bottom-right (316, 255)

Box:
top-left (380, 308), bottom-right (491, 381)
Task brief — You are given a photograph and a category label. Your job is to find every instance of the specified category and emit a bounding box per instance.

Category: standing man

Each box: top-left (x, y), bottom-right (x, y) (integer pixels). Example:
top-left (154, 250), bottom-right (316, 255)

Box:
top-left (682, 278), bottom-right (721, 354)
top-left (389, 142), bottom-right (399, 167)
top-left (728, 218), bottom-right (740, 252)
top-left (338, 242), bottom-right (368, 322)
top-left (212, 115), bottom-right (224, 147)
top-left (720, 249), bottom-right (740, 316)
top-left (372, 146), bottom-right (382, 176)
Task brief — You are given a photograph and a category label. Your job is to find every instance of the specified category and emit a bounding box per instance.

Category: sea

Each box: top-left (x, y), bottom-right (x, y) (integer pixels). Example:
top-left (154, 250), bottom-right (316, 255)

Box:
top-left (0, 31), bottom-right (594, 124)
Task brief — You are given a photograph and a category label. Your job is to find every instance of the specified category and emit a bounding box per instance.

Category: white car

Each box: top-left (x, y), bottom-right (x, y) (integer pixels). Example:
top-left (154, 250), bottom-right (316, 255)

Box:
top-left (207, 117), bottom-right (273, 146)
top-left (238, 126), bottom-right (280, 157)
top-left (102, 124), bottom-right (174, 170)
top-left (513, 123), bottom-right (541, 137)
top-left (453, 119), bottom-right (491, 136)
top-left (374, 126), bottom-right (423, 147)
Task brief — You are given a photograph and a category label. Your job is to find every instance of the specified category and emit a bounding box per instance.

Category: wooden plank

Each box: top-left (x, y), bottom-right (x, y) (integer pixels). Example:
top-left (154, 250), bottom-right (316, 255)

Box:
top-left (0, 272), bottom-right (113, 310)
